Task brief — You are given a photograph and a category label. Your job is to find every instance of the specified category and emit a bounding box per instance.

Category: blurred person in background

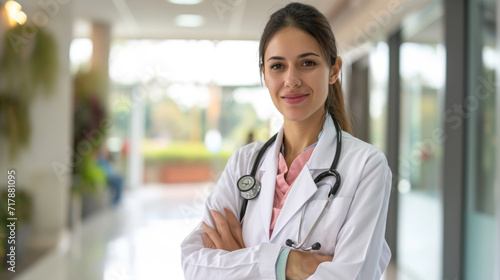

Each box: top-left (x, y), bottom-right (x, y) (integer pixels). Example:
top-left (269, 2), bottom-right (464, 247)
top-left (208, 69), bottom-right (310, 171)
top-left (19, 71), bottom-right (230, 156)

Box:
top-left (181, 3), bottom-right (392, 279)
top-left (97, 146), bottom-right (123, 206)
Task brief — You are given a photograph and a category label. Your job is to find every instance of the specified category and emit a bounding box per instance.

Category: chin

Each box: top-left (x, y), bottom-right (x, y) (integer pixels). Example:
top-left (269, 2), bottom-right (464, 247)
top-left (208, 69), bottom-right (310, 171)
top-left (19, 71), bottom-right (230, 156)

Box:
top-left (282, 111), bottom-right (314, 123)
top-left (282, 106), bottom-right (326, 123)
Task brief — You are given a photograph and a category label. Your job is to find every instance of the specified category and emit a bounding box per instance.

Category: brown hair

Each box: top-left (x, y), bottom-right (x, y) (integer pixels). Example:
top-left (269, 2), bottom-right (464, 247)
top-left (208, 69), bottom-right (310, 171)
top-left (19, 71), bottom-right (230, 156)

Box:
top-left (259, 2), bottom-right (352, 134)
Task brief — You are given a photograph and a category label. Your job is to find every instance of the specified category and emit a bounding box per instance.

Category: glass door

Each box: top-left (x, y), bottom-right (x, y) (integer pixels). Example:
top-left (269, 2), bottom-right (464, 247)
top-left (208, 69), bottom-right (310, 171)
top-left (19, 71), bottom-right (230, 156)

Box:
top-left (465, 0), bottom-right (499, 278)
top-left (397, 2), bottom-right (445, 279)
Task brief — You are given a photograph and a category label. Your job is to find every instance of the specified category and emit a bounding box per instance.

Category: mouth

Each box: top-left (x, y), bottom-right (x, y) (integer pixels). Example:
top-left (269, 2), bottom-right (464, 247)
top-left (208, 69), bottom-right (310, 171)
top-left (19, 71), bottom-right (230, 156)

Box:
top-left (281, 93), bottom-right (309, 104)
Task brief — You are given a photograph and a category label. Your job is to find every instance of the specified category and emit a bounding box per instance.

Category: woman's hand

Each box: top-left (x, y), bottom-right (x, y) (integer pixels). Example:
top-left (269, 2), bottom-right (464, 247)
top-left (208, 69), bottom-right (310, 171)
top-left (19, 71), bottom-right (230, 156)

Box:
top-left (202, 208), bottom-right (245, 251)
top-left (286, 250), bottom-right (333, 280)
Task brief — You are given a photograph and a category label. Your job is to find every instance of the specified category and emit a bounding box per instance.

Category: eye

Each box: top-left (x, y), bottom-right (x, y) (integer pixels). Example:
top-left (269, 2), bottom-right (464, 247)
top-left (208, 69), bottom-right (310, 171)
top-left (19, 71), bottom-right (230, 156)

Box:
top-left (302, 60), bottom-right (316, 67)
top-left (270, 63), bottom-right (284, 70)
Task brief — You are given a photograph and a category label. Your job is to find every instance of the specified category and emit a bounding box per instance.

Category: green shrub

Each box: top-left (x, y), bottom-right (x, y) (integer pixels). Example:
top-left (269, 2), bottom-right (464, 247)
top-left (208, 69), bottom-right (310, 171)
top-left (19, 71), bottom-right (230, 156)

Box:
top-left (143, 142), bottom-right (232, 164)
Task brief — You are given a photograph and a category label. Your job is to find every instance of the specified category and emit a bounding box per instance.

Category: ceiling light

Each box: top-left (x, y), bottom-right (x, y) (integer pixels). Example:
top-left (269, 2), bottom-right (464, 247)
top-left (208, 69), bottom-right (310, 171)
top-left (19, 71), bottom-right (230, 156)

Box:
top-left (168, 0), bottom-right (203, 5)
top-left (5, 0), bottom-right (27, 26)
top-left (174, 14), bottom-right (204, 27)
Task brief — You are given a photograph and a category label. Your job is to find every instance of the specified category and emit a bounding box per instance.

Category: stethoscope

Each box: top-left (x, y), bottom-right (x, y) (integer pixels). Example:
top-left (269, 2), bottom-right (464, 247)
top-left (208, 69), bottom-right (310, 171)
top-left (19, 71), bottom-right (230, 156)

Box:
top-left (237, 116), bottom-right (342, 251)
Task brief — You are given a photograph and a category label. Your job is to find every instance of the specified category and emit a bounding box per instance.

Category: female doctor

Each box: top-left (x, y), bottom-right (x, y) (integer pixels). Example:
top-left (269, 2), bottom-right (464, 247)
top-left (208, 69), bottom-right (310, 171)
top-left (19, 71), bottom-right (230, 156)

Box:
top-left (181, 2), bottom-right (392, 279)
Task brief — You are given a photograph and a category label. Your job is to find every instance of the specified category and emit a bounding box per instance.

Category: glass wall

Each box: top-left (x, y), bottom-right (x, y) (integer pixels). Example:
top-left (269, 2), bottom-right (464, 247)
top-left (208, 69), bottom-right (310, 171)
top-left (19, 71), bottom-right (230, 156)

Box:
top-left (397, 2), bottom-right (445, 279)
top-left (107, 40), bottom-right (280, 184)
top-left (369, 42), bottom-right (389, 153)
top-left (465, 0), bottom-right (499, 278)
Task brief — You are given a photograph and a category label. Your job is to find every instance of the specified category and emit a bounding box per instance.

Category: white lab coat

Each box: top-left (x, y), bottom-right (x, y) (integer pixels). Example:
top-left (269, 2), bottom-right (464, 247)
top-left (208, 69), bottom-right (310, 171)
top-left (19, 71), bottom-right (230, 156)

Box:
top-left (181, 114), bottom-right (392, 279)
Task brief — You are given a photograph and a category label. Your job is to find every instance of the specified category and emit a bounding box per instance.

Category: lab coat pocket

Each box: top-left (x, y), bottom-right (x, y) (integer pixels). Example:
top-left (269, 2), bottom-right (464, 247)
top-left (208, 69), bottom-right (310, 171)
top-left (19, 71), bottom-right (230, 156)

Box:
top-left (299, 196), bottom-right (354, 255)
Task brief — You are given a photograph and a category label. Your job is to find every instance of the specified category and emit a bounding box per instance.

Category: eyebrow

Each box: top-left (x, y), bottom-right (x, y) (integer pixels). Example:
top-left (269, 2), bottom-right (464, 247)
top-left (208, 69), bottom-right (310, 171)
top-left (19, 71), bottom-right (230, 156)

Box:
top-left (266, 52), bottom-right (320, 62)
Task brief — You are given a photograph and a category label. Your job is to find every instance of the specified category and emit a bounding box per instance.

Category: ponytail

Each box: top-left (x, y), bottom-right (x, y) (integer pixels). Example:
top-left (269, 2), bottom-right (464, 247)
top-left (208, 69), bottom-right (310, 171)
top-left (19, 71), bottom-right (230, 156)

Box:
top-left (326, 79), bottom-right (352, 134)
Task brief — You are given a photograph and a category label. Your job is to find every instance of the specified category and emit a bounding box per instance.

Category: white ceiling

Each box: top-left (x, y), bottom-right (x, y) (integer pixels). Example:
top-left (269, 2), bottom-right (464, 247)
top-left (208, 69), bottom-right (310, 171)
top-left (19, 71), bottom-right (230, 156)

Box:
top-left (73, 0), bottom-right (341, 40)
top-left (12, 0), bottom-right (433, 54)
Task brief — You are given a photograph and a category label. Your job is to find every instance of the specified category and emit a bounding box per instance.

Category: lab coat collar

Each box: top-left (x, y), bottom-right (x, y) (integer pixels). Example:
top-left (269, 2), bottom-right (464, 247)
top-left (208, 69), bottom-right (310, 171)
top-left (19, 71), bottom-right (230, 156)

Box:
top-left (258, 113), bottom-right (338, 172)
top-left (256, 114), bottom-right (340, 240)
top-left (307, 113), bottom-right (339, 170)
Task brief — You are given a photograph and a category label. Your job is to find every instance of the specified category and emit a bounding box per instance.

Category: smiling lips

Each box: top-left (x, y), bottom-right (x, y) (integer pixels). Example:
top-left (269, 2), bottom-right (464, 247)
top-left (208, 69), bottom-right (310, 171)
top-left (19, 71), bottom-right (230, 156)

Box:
top-left (282, 93), bottom-right (309, 104)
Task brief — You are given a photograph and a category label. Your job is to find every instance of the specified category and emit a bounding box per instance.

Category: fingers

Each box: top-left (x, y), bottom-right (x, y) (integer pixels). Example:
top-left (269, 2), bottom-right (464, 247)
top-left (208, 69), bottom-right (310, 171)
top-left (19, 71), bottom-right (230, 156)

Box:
top-left (202, 221), bottom-right (222, 248)
top-left (204, 209), bottom-right (245, 252)
top-left (211, 209), bottom-right (230, 239)
top-left (224, 208), bottom-right (245, 248)
top-left (202, 233), bottom-right (215, 249)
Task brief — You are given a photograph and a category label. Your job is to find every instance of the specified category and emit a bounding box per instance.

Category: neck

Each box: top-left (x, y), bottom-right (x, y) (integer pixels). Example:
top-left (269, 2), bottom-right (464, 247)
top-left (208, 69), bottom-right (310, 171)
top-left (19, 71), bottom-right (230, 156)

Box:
top-left (282, 109), bottom-right (325, 167)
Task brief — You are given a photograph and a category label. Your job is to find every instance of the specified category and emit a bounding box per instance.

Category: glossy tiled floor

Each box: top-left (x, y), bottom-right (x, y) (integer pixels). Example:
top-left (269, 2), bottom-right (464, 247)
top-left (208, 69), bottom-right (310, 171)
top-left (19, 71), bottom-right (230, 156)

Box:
top-left (13, 183), bottom-right (212, 280)
top-left (12, 183), bottom-right (395, 280)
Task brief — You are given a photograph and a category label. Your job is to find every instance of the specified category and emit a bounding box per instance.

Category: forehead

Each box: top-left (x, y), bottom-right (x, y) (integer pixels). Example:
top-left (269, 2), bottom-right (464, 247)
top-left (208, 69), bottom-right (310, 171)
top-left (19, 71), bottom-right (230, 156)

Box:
top-left (264, 27), bottom-right (323, 59)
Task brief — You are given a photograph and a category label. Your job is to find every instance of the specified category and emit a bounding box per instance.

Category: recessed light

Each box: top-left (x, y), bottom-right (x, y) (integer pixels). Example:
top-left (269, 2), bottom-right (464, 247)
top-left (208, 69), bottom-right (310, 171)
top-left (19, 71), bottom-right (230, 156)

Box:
top-left (168, 0), bottom-right (203, 5)
top-left (174, 14), bottom-right (204, 27)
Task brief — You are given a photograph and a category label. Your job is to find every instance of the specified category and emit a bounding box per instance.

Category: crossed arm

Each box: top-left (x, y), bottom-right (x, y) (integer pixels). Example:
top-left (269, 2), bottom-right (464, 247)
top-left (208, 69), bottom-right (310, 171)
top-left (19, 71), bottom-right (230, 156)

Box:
top-left (201, 208), bottom-right (333, 280)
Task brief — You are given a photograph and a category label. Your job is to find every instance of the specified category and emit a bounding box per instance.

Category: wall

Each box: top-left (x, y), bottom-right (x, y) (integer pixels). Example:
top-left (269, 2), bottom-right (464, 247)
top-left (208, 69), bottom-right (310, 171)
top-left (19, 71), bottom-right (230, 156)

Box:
top-left (0, 0), bottom-right (74, 248)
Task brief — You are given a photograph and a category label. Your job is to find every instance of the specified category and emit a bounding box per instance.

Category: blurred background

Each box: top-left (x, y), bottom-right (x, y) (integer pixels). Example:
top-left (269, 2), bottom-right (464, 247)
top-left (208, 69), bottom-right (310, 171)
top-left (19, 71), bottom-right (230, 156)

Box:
top-left (0, 0), bottom-right (498, 279)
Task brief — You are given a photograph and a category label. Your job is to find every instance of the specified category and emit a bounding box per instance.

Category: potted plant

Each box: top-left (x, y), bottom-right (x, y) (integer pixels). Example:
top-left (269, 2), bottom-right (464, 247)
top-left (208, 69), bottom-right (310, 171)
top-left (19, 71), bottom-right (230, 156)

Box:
top-left (70, 70), bottom-right (109, 226)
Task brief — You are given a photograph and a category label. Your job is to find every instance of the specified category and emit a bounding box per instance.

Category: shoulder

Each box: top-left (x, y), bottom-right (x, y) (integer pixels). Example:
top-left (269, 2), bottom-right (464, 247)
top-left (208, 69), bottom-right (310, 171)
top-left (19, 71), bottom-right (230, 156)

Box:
top-left (231, 141), bottom-right (265, 160)
top-left (235, 141), bottom-right (265, 156)
top-left (340, 131), bottom-right (389, 167)
top-left (339, 132), bottom-right (392, 195)
top-left (226, 141), bottom-right (266, 173)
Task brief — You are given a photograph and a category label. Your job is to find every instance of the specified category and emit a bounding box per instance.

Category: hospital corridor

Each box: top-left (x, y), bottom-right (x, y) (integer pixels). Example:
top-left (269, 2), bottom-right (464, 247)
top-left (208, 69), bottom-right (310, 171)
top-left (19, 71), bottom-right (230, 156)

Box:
top-left (0, 0), bottom-right (499, 279)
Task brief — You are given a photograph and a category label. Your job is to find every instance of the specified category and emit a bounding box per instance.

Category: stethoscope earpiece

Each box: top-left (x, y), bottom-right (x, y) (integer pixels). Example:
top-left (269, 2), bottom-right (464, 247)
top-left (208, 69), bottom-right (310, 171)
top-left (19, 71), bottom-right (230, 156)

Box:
top-left (285, 239), bottom-right (322, 251)
top-left (311, 242), bottom-right (321, 250)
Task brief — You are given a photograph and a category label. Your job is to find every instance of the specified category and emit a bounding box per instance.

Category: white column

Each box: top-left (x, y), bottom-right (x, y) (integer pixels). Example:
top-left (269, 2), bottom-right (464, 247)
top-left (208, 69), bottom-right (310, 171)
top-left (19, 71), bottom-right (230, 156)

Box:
top-left (0, 0), bottom-right (75, 248)
top-left (126, 87), bottom-right (145, 189)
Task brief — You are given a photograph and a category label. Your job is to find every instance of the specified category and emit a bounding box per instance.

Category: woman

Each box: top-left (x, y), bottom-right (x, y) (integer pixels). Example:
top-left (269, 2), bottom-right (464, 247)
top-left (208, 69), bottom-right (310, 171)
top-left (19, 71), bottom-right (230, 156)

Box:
top-left (181, 3), bottom-right (391, 279)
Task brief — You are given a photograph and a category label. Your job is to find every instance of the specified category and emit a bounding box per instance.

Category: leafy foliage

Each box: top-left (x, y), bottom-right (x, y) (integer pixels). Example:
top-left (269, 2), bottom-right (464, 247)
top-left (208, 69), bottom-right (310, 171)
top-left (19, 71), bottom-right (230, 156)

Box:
top-left (0, 25), bottom-right (58, 159)
top-left (143, 141), bottom-right (232, 164)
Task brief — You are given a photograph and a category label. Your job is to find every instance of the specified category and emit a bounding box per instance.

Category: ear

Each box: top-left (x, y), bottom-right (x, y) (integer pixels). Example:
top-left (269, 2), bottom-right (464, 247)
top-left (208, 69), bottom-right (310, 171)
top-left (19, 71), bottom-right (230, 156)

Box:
top-left (329, 56), bottom-right (342, 84)
top-left (261, 64), bottom-right (267, 84)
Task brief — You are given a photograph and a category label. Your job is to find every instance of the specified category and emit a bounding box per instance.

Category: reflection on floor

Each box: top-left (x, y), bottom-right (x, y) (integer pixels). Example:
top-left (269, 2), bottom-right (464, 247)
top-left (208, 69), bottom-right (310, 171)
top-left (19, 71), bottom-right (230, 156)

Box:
top-left (13, 183), bottom-right (212, 280)
top-left (12, 183), bottom-right (395, 280)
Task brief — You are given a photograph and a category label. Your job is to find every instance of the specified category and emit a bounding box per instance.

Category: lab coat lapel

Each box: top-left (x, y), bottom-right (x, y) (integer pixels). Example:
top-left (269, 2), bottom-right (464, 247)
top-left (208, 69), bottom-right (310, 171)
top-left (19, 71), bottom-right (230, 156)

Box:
top-left (270, 114), bottom-right (339, 241)
top-left (256, 127), bottom-right (283, 240)
top-left (307, 113), bottom-right (338, 170)
top-left (270, 165), bottom-right (317, 241)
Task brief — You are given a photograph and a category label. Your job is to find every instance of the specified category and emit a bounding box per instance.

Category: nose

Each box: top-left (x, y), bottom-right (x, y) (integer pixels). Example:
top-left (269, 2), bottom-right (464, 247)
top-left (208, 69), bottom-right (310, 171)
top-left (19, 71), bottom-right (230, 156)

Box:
top-left (284, 66), bottom-right (301, 88)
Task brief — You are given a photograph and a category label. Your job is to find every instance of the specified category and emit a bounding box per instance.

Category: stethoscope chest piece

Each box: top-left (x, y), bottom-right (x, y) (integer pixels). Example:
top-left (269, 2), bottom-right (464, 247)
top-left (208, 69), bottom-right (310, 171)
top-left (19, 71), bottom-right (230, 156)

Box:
top-left (237, 175), bottom-right (261, 200)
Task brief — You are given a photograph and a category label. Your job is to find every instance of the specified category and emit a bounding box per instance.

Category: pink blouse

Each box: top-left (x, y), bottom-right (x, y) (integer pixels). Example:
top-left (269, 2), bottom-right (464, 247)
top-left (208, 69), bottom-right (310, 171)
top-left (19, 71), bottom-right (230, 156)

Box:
top-left (269, 145), bottom-right (316, 237)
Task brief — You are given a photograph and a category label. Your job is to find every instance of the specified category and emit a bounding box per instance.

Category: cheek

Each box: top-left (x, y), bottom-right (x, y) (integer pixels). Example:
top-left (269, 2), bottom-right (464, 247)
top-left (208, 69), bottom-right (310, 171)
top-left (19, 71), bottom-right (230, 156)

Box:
top-left (264, 75), bottom-right (280, 94)
top-left (308, 74), bottom-right (329, 94)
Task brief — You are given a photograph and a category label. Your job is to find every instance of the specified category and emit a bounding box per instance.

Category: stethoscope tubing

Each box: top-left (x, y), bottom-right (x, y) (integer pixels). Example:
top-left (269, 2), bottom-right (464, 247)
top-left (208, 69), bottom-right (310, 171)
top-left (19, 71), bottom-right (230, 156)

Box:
top-left (290, 193), bottom-right (334, 251)
top-left (238, 115), bottom-right (343, 251)
top-left (239, 133), bottom-right (278, 222)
